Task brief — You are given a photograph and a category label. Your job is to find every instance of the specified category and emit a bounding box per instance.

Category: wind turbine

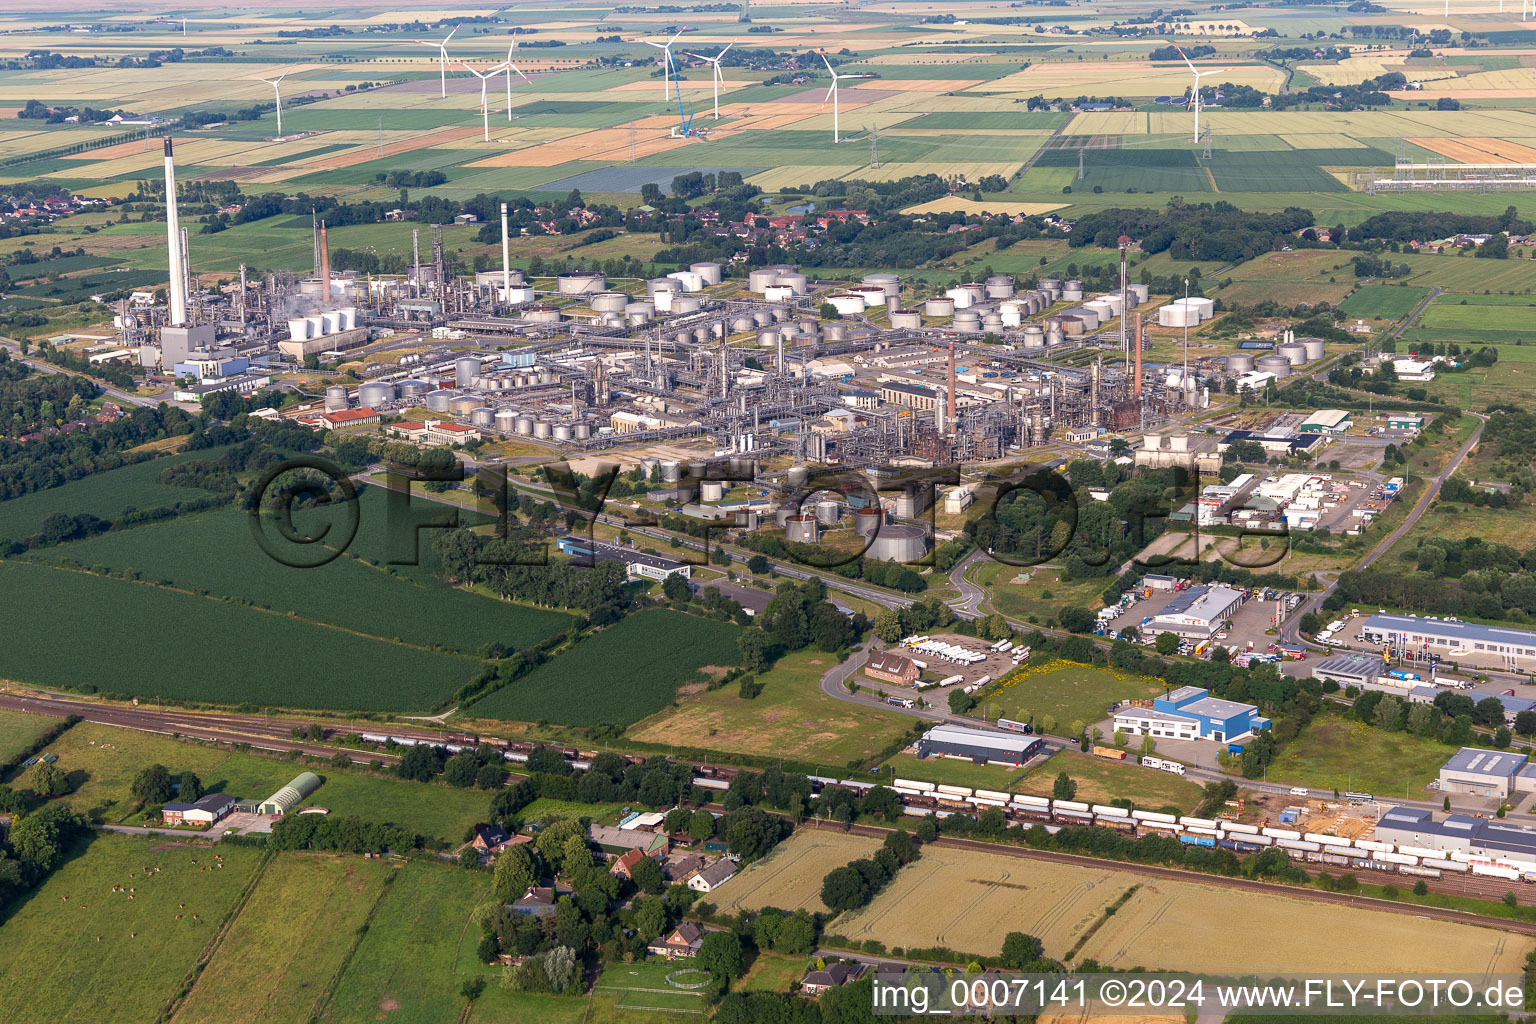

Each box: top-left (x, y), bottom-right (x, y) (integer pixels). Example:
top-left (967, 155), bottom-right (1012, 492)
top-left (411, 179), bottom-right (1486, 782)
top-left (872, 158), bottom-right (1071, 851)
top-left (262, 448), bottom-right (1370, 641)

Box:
top-left (1175, 46), bottom-right (1228, 145)
top-left (504, 30), bottom-right (533, 119)
top-left (643, 26), bottom-right (688, 103)
top-left (417, 23), bottom-right (460, 98)
top-left (260, 71), bottom-right (289, 139)
top-left (817, 50), bottom-right (872, 144)
top-left (685, 40), bottom-right (735, 119)
top-left (463, 62), bottom-right (512, 141)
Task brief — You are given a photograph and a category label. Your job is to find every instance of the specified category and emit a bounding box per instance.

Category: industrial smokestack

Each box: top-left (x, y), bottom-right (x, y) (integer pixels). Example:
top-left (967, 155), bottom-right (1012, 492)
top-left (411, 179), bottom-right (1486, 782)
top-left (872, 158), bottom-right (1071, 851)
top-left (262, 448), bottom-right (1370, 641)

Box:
top-left (320, 221), bottom-right (331, 304)
top-left (180, 226), bottom-right (190, 307)
top-left (947, 341), bottom-right (957, 436)
top-left (1133, 314), bottom-right (1143, 396)
top-left (163, 138), bottom-right (186, 326)
top-left (500, 202), bottom-right (511, 298)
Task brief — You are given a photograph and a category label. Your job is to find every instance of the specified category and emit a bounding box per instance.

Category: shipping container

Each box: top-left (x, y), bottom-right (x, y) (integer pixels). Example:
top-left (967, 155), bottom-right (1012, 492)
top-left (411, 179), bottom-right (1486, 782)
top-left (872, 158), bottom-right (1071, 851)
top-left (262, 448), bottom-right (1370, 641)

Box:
top-left (974, 789), bottom-right (1012, 803)
top-left (1132, 809), bottom-right (1178, 823)
top-left (1091, 745), bottom-right (1127, 760)
top-left (1054, 800), bottom-right (1091, 813)
top-left (1092, 804), bottom-right (1130, 818)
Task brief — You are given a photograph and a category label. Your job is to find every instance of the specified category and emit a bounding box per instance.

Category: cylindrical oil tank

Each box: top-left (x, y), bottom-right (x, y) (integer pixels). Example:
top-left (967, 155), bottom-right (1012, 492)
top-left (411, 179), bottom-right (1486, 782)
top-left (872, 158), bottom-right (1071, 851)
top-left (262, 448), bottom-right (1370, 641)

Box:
top-left (1226, 353), bottom-right (1255, 373)
top-left (1301, 338), bottom-right (1325, 361)
top-left (425, 389), bottom-right (457, 412)
top-left (1039, 277), bottom-right (1061, 292)
top-left (287, 318), bottom-right (309, 342)
top-left (397, 378), bottom-right (429, 398)
top-left (1158, 304), bottom-right (1199, 328)
top-left (1129, 283), bottom-right (1150, 304)
top-left (1097, 293), bottom-right (1125, 316)
top-left (556, 271), bottom-right (604, 295)
top-left (774, 273), bottom-right (808, 295)
top-left (815, 499), bottom-right (842, 525)
top-left (774, 506), bottom-right (796, 527)
top-left (504, 285), bottom-right (536, 304)
top-left (675, 330), bottom-right (693, 346)
top-left (672, 294), bottom-right (703, 314)
top-left (1256, 354), bottom-right (1292, 378)
top-left (358, 381), bottom-right (396, 406)
top-left (455, 357), bottom-right (481, 388)
top-left (889, 308), bottom-right (922, 330)
top-left (690, 261), bottom-right (723, 286)
top-left (756, 328), bottom-right (781, 349)
top-left (732, 316), bottom-right (755, 333)
top-left (785, 514), bottom-right (819, 544)
top-left (944, 286), bottom-right (974, 310)
top-left (985, 275), bottom-right (1016, 299)
top-left (1278, 343), bottom-right (1308, 366)
top-left (625, 299), bottom-right (654, 316)
top-left (524, 305), bottom-right (562, 323)
top-left (1084, 299), bottom-right (1115, 322)
top-left (660, 460), bottom-right (682, 483)
top-left (798, 317), bottom-right (818, 335)
top-left (752, 311), bottom-right (774, 328)
top-left (591, 291), bottom-right (629, 313)
top-left (763, 285), bottom-right (795, 303)
top-left (999, 301), bottom-right (1025, 328)
top-left (1068, 308), bottom-right (1100, 330)
top-left (924, 296), bottom-right (955, 317)
top-left (533, 419), bottom-right (552, 439)
top-left (600, 313), bottom-right (624, 329)
top-left (769, 305), bottom-right (791, 322)
top-left (1185, 296), bottom-right (1215, 320)
top-left (981, 313), bottom-right (1004, 332)
top-left (646, 277), bottom-right (675, 297)
top-left (1062, 280), bottom-right (1084, 301)
top-left (552, 423), bottom-right (573, 441)
top-left (515, 415), bottom-right (534, 435)
top-left (470, 407), bottom-right (495, 428)
top-left (324, 385), bottom-right (348, 411)
top-left (953, 311), bottom-right (982, 333)
top-left (692, 327), bottom-right (710, 345)
top-left (494, 408), bottom-right (519, 432)
top-left (822, 322), bottom-right (849, 342)
top-left (700, 480), bottom-right (726, 502)
top-left (748, 268), bottom-right (779, 292)
top-left (865, 524), bottom-right (928, 562)
top-left (1021, 325), bottom-right (1046, 349)
top-left (573, 422), bottom-right (591, 439)
top-left (863, 273), bottom-right (900, 302)
top-left (847, 285), bottom-right (886, 307)
top-left (667, 270), bottom-right (704, 292)
top-left (1059, 315), bottom-right (1085, 336)
top-left (827, 293), bottom-right (866, 315)
top-left (1047, 327), bottom-right (1065, 346)
top-left (449, 396), bottom-right (480, 416)
top-left (853, 507), bottom-right (883, 537)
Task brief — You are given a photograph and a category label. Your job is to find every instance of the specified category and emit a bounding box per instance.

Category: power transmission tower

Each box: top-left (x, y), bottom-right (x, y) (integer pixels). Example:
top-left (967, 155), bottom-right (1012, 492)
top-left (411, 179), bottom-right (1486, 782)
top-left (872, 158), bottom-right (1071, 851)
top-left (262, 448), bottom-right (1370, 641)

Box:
top-left (1201, 124), bottom-right (1212, 161)
top-left (867, 123), bottom-right (880, 168)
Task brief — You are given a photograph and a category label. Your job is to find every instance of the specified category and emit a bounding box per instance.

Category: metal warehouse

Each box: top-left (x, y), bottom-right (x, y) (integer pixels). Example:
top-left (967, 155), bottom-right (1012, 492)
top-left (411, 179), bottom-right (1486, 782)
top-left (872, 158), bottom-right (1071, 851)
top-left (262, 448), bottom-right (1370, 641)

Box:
top-left (916, 724), bottom-right (1043, 766)
top-left (1144, 584), bottom-right (1243, 640)
top-left (556, 536), bottom-right (691, 582)
top-left (1363, 613), bottom-right (1536, 668)
top-left (1437, 747), bottom-right (1536, 799)
top-left (258, 771), bottom-right (321, 816)
top-left (1375, 805), bottom-right (1536, 866)
top-left (1312, 654), bottom-right (1386, 689)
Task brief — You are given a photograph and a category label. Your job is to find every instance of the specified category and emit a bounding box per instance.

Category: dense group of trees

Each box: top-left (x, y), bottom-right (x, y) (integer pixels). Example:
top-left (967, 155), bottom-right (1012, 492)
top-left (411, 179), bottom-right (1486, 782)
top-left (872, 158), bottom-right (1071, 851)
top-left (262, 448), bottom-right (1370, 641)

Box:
top-left (820, 830), bottom-right (919, 911)
top-left (733, 579), bottom-right (867, 672)
top-left (1070, 202), bottom-right (1316, 262)
top-left (1353, 208), bottom-right (1531, 243)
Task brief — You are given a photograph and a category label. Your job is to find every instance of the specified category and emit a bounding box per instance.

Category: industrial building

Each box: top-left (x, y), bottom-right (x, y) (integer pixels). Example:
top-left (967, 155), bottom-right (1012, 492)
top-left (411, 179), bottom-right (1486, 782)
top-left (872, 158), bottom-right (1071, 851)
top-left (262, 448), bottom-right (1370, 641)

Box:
top-left (1312, 654), bottom-right (1387, 690)
top-left (1114, 686), bottom-right (1270, 746)
top-left (1437, 747), bottom-right (1536, 799)
top-left (162, 792), bottom-right (236, 827)
top-left (1143, 584), bottom-right (1244, 640)
top-left (915, 724), bottom-right (1044, 766)
top-left (1362, 614), bottom-right (1536, 668)
top-left (1297, 409), bottom-right (1352, 434)
top-left (258, 772), bottom-right (321, 816)
top-left (865, 651), bottom-right (921, 686)
top-left (1375, 805), bottom-right (1536, 866)
top-left (555, 537), bottom-right (691, 582)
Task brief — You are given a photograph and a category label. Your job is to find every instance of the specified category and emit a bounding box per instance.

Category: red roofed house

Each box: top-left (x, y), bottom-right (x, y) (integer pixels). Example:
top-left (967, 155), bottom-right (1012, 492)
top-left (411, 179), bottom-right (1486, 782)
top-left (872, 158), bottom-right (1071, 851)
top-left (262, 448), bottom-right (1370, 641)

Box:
top-left (864, 650), bottom-right (920, 686)
top-left (426, 420), bottom-right (481, 442)
top-left (609, 847), bottom-right (653, 881)
top-left (648, 922), bottom-right (704, 959)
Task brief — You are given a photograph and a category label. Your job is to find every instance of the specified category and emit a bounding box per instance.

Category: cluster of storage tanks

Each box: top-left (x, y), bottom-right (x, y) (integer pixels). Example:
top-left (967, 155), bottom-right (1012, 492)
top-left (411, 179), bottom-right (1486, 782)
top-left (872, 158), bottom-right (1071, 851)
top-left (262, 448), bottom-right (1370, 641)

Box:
top-left (286, 307), bottom-right (357, 342)
top-left (1157, 296), bottom-right (1216, 328)
top-left (903, 276), bottom-right (1150, 342)
top-left (1223, 332), bottom-right (1325, 379)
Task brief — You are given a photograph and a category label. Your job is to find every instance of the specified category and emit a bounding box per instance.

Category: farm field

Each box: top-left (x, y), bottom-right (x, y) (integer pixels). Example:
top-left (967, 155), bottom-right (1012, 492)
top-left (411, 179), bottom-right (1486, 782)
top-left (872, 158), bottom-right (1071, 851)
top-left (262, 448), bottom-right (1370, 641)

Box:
top-left (626, 645), bottom-right (916, 767)
top-left (1340, 284), bottom-right (1433, 320)
top-left (708, 829), bottom-right (882, 917)
top-left (466, 608), bottom-right (743, 727)
top-left (1013, 749), bottom-right (1204, 811)
top-left (0, 835), bottom-right (267, 1024)
top-left (1078, 875), bottom-right (1533, 973)
top-left (1420, 294), bottom-right (1536, 334)
top-left (1261, 714), bottom-right (1452, 796)
top-left (174, 853), bottom-right (395, 1024)
top-left (986, 663), bottom-right (1164, 736)
top-left (0, 560), bottom-right (480, 711)
top-left (829, 840), bottom-right (1138, 959)
top-left (1213, 249), bottom-right (1359, 308)
top-left (32, 501), bottom-right (574, 656)
top-left (0, 708), bottom-right (63, 766)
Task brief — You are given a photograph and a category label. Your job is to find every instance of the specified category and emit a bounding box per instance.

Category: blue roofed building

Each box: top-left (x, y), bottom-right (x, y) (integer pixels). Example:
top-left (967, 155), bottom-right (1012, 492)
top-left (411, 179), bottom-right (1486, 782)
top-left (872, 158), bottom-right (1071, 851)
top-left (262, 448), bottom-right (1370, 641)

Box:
top-left (1113, 686), bottom-right (1270, 747)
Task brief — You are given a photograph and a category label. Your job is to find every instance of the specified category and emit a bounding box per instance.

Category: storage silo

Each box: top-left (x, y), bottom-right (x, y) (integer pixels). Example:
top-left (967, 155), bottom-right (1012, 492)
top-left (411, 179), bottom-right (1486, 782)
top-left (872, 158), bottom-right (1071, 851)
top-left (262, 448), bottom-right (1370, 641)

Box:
top-left (515, 416), bottom-right (534, 435)
top-left (425, 389), bottom-right (458, 412)
top-left (1225, 353), bottom-right (1255, 373)
top-left (552, 423), bottom-right (573, 441)
top-left (1099, 292), bottom-right (1126, 316)
top-left (815, 499), bottom-right (842, 525)
top-left (785, 514), bottom-right (819, 544)
top-left (1062, 280), bottom-right (1084, 301)
top-left (954, 310), bottom-right (982, 333)
top-left (889, 308), bottom-right (922, 329)
top-left (1256, 354), bottom-right (1292, 378)
top-left (1301, 338), bottom-right (1325, 361)
top-left (455, 357), bottom-right (482, 388)
top-left (556, 271), bottom-right (605, 295)
top-left (525, 305), bottom-right (562, 324)
top-left (865, 524), bottom-right (928, 562)
top-left (827, 293), bottom-right (866, 316)
top-left (822, 322), bottom-right (848, 342)
top-left (748, 268), bottom-right (779, 293)
top-left (591, 291), bottom-right (629, 313)
top-left (324, 385), bottom-right (348, 412)
top-left (1021, 325), bottom-right (1046, 349)
top-left (470, 407), bottom-right (495, 428)
top-left (691, 261), bottom-right (723, 285)
top-left (449, 395), bottom-right (480, 416)
top-left (985, 275), bottom-right (1016, 299)
top-left (533, 419), bottom-right (551, 439)
top-left (700, 480), bottom-right (726, 502)
top-left (757, 328), bottom-right (781, 350)
top-left (944, 286), bottom-right (974, 310)
top-left (924, 296), bottom-right (955, 317)
top-left (358, 381), bottom-right (396, 407)
top-left (573, 421), bottom-right (591, 439)
top-left (853, 507), bottom-right (884, 537)
top-left (494, 408), bottom-right (519, 433)
top-left (1158, 303), bottom-right (1199, 328)
top-left (1278, 342), bottom-right (1308, 366)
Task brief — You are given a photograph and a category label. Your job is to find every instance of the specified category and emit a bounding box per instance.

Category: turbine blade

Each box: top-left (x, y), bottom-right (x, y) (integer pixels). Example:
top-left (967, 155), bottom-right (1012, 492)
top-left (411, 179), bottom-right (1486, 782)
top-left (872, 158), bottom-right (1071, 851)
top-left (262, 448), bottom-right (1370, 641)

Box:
top-left (720, 40), bottom-right (735, 57)
top-left (444, 23), bottom-right (459, 43)
top-left (514, 65), bottom-right (532, 84)
top-left (818, 49), bottom-right (834, 74)
top-left (822, 81), bottom-right (836, 106)
top-left (1174, 45), bottom-right (1197, 73)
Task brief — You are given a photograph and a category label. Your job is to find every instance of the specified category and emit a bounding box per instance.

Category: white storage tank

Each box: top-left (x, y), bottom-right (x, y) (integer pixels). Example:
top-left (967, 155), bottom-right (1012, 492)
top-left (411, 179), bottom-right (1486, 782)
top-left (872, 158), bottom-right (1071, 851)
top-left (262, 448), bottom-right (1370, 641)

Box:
top-left (944, 286), bottom-right (975, 310)
top-left (455, 357), bottom-right (482, 388)
top-left (471, 407), bottom-right (496, 428)
top-left (515, 415), bottom-right (534, 435)
top-left (398, 379), bottom-right (430, 398)
top-left (1129, 283), bottom-right (1150, 303)
top-left (340, 307), bottom-right (358, 330)
top-left (1158, 303), bottom-right (1199, 328)
top-left (425, 389), bottom-right (458, 412)
top-left (667, 270), bottom-right (704, 292)
top-left (449, 395), bottom-right (480, 416)
top-left (1278, 343), bottom-right (1308, 366)
top-left (504, 285), bottom-right (536, 304)
top-left (924, 296), bottom-right (955, 317)
top-left (953, 311), bottom-right (981, 333)
top-left (889, 308), bottom-right (922, 329)
top-left (862, 273), bottom-right (900, 302)
top-left (815, 499), bottom-right (842, 525)
top-left (324, 386), bottom-right (348, 411)
top-left (785, 514), bottom-right (819, 544)
top-left (1021, 325), bottom-right (1045, 349)
top-left (1256, 354), bottom-right (1292, 378)
top-left (1062, 280), bottom-right (1084, 301)
top-left (552, 423), bottom-right (573, 441)
top-left (691, 261), bottom-right (723, 286)
top-left (763, 285), bottom-right (796, 303)
top-left (1084, 299), bottom-right (1115, 322)
top-left (494, 408), bottom-right (519, 433)
top-left (1185, 296), bottom-right (1215, 320)
top-left (573, 421), bottom-right (591, 439)
top-left (591, 291), bottom-right (629, 312)
top-left (533, 419), bottom-right (552, 439)
top-left (700, 480), bottom-right (727, 502)
top-left (358, 381), bottom-right (396, 406)
top-left (774, 272), bottom-right (809, 295)
top-left (1226, 353), bottom-right (1255, 373)
top-left (524, 305), bottom-right (562, 323)
top-left (748, 268), bottom-right (779, 293)
top-left (999, 300), bottom-right (1025, 328)
top-left (985, 275), bottom-right (1015, 298)
top-left (556, 271), bottom-right (604, 295)
top-left (672, 294), bottom-right (703, 314)
top-left (1301, 338), bottom-right (1325, 361)
top-left (826, 293), bottom-right (866, 316)
top-left (865, 524), bottom-right (928, 562)
top-left (646, 277), bottom-right (676, 297)
top-left (853, 507), bottom-right (883, 536)
top-left (1068, 307), bottom-right (1100, 330)
top-left (848, 285), bottom-right (887, 307)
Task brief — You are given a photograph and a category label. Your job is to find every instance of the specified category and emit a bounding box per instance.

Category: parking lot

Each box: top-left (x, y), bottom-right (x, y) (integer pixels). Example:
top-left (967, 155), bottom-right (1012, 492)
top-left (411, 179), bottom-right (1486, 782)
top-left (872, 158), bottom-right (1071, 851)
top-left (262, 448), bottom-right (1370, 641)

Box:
top-left (881, 633), bottom-right (1025, 701)
top-left (1103, 585), bottom-right (1300, 660)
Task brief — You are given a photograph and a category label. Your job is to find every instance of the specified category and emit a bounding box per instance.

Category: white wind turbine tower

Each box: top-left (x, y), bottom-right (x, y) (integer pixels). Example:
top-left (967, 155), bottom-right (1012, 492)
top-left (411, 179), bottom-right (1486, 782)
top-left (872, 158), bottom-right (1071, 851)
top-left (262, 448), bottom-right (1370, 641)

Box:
top-left (417, 24), bottom-right (461, 98)
top-left (463, 62), bottom-right (512, 141)
top-left (1175, 46), bottom-right (1228, 144)
top-left (504, 30), bottom-right (533, 120)
top-left (260, 71), bottom-right (289, 140)
top-left (643, 26), bottom-right (688, 102)
top-left (685, 40), bottom-right (735, 119)
top-left (817, 50), bottom-right (872, 144)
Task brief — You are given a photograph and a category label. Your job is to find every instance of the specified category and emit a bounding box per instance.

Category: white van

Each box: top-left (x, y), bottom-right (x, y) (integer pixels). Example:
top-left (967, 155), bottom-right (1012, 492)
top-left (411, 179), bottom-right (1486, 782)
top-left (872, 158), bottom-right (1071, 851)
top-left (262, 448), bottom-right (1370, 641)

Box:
top-left (1289, 786), bottom-right (1308, 797)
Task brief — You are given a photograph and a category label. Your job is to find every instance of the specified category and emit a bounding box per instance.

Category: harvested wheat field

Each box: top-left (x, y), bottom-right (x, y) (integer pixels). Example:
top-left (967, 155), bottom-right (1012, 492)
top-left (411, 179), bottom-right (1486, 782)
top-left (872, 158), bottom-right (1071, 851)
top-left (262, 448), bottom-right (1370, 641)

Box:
top-left (830, 842), bottom-right (1137, 957)
top-left (1411, 137), bottom-right (1536, 164)
top-left (314, 126), bottom-right (486, 170)
top-left (465, 129), bottom-right (690, 166)
top-left (710, 830), bottom-right (881, 915)
top-left (850, 79), bottom-right (983, 93)
top-left (1078, 878), bottom-right (1533, 974)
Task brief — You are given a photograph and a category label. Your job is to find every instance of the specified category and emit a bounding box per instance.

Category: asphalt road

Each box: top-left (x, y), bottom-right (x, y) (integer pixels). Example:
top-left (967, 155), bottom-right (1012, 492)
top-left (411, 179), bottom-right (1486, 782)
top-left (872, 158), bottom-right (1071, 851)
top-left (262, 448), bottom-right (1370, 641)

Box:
top-left (0, 337), bottom-right (194, 410)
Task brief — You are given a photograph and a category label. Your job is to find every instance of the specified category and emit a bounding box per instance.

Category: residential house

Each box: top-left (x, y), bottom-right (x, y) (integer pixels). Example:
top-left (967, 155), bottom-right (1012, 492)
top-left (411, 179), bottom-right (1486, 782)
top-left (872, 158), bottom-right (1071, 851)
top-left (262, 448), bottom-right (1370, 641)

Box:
top-left (161, 792), bottom-right (235, 828)
top-left (471, 823), bottom-right (513, 854)
top-left (686, 858), bottom-right (737, 893)
top-left (510, 885), bottom-right (568, 918)
top-left (609, 848), bottom-right (654, 881)
top-left (663, 852), bottom-right (705, 882)
top-left (648, 922), bottom-right (704, 959)
top-left (801, 960), bottom-right (868, 995)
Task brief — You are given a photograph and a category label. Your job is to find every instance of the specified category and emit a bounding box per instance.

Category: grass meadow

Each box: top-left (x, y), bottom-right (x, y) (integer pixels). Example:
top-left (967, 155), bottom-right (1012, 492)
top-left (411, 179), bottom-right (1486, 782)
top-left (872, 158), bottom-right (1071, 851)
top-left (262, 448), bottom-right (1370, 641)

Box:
top-left (985, 662), bottom-right (1164, 735)
top-left (1340, 284), bottom-right (1432, 320)
top-left (1263, 713), bottom-right (1452, 796)
top-left (0, 708), bottom-right (63, 766)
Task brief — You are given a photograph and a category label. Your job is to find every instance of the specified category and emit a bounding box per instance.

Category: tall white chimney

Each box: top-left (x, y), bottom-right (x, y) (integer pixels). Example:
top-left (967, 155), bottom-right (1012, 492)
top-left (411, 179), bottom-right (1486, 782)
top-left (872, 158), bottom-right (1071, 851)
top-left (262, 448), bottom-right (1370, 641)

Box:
top-left (163, 138), bottom-right (186, 326)
top-left (500, 202), bottom-right (511, 297)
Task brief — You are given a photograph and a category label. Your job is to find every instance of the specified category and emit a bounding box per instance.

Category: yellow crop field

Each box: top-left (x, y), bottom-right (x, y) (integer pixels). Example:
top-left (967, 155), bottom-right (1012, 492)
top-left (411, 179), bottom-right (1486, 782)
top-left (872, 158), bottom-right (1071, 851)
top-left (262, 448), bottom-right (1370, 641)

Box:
top-left (902, 197), bottom-right (1066, 216)
top-left (1411, 137), bottom-right (1536, 164)
top-left (466, 128), bottom-right (691, 166)
top-left (987, 62), bottom-right (1281, 97)
top-left (831, 843), bottom-right (1138, 957)
top-left (1433, 67), bottom-right (1536, 91)
top-left (845, 160), bottom-right (1023, 182)
top-left (1080, 879), bottom-right (1533, 974)
top-left (1280, 132), bottom-right (1369, 149)
top-left (709, 830), bottom-right (881, 915)
top-left (748, 165), bottom-right (861, 190)
top-left (851, 79), bottom-right (984, 93)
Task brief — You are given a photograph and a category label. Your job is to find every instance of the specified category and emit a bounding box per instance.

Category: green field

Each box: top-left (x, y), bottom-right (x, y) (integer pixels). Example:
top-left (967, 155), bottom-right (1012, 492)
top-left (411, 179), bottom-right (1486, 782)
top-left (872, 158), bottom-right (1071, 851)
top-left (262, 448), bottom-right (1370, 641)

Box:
top-left (1420, 295), bottom-right (1536, 334)
top-left (985, 662), bottom-right (1164, 735)
top-left (0, 708), bottom-right (63, 766)
top-left (0, 835), bottom-right (266, 1024)
top-left (467, 608), bottom-right (743, 727)
top-left (1014, 748), bottom-right (1203, 811)
top-left (1340, 284), bottom-right (1432, 320)
top-left (0, 560), bottom-right (480, 711)
top-left (1263, 714), bottom-right (1452, 796)
top-left (175, 853), bottom-right (396, 1024)
top-left (34, 500), bottom-right (574, 656)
